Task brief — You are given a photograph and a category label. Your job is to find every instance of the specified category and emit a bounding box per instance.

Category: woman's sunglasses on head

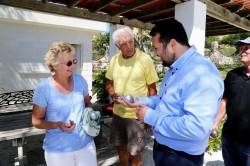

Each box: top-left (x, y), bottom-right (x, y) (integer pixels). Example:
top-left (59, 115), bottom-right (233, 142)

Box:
top-left (62, 59), bottom-right (78, 66)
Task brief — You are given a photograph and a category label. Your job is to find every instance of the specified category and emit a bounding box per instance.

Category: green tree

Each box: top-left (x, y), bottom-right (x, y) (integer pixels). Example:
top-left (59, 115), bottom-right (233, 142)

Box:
top-left (92, 69), bottom-right (110, 104)
top-left (205, 36), bottom-right (220, 48)
top-left (220, 32), bottom-right (250, 45)
top-left (92, 32), bottom-right (110, 60)
top-left (133, 28), bottom-right (152, 54)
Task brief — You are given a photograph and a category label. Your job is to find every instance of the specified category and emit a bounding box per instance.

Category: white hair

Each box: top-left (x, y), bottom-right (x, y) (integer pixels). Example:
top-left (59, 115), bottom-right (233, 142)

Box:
top-left (112, 26), bottom-right (134, 46)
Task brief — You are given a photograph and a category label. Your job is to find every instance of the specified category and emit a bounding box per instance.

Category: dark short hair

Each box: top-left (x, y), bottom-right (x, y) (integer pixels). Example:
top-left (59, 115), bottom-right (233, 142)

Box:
top-left (150, 19), bottom-right (190, 48)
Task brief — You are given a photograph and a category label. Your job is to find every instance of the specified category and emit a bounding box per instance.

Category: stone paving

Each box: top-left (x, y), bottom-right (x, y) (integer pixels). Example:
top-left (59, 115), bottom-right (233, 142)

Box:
top-left (97, 129), bottom-right (225, 166)
top-left (0, 119), bottom-right (224, 166)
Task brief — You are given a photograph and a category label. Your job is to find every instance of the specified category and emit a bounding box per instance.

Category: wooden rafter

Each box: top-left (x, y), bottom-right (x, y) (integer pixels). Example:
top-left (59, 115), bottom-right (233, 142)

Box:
top-left (0, 0), bottom-right (154, 29)
top-left (109, 0), bottom-right (156, 16)
top-left (90, 0), bottom-right (116, 12)
top-left (126, 2), bottom-right (176, 19)
top-left (227, 3), bottom-right (244, 12)
top-left (67, 0), bottom-right (82, 8)
top-left (0, 0), bottom-right (249, 36)
top-left (170, 0), bottom-right (250, 32)
top-left (236, 9), bottom-right (250, 17)
top-left (200, 0), bottom-right (250, 32)
top-left (145, 12), bottom-right (175, 23)
top-left (42, 0), bottom-right (48, 4)
top-left (211, 0), bottom-right (231, 5)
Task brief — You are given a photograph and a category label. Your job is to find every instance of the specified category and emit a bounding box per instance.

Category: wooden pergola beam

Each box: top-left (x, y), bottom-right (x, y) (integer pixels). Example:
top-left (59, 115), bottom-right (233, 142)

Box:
top-left (170, 0), bottom-right (250, 33)
top-left (126, 2), bottom-right (176, 19)
top-left (0, 0), bottom-right (154, 29)
top-left (200, 0), bottom-right (250, 32)
top-left (109, 0), bottom-right (155, 16)
top-left (67, 0), bottom-right (81, 8)
top-left (90, 0), bottom-right (116, 12)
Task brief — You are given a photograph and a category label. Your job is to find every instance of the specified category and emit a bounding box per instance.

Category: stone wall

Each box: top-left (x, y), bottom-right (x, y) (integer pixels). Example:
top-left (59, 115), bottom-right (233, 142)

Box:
top-left (207, 41), bottom-right (240, 67)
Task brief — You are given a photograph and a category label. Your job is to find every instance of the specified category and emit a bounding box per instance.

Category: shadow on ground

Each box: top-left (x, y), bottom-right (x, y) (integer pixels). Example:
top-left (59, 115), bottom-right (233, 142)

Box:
top-left (206, 160), bottom-right (224, 166)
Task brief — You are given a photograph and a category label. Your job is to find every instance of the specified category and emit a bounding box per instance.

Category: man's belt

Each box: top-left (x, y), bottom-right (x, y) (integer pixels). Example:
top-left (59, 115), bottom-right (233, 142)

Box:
top-left (154, 139), bottom-right (188, 156)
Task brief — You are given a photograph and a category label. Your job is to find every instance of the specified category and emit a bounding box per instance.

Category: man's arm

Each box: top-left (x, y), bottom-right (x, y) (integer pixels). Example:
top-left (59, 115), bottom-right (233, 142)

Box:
top-left (211, 98), bottom-right (227, 131)
top-left (32, 104), bottom-right (75, 132)
top-left (147, 82), bottom-right (157, 96)
top-left (84, 94), bottom-right (93, 108)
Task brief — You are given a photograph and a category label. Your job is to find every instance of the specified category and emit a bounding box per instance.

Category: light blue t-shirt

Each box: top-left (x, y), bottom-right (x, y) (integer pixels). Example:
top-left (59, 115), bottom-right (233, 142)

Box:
top-left (139, 46), bottom-right (224, 155)
top-left (33, 74), bottom-right (92, 152)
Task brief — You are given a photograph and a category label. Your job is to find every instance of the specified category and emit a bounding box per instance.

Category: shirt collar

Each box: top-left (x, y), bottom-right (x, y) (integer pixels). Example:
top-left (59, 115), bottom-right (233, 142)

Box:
top-left (170, 45), bottom-right (197, 73)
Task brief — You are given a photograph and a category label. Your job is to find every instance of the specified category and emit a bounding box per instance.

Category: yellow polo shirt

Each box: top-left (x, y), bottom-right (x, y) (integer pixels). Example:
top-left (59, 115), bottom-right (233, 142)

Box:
top-left (106, 49), bottom-right (159, 118)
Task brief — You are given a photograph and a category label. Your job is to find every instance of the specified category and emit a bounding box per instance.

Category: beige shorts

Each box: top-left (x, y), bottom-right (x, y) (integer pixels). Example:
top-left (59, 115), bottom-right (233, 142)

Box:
top-left (110, 114), bottom-right (146, 155)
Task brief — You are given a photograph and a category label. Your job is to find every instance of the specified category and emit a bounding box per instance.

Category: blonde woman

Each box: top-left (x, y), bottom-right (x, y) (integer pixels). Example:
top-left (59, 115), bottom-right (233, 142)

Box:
top-left (32, 41), bottom-right (97, 166)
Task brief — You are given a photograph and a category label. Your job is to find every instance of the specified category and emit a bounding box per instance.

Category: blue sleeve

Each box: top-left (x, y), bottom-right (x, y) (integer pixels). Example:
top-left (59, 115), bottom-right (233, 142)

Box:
top-left (33, 80), bottom-right (49, 108)
top-left (74, 74), bottom-right (89, 97)
top-left (138, 95), bottom-right (159, 109)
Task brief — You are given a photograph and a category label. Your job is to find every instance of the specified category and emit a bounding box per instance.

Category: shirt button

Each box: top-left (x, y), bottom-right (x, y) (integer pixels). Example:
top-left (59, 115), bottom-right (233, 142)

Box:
top-left (160, 97), bottom-right (162, 99)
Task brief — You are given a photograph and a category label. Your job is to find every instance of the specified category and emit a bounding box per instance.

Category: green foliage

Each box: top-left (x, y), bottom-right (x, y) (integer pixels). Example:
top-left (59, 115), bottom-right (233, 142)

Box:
top-left (92, 69), bottom-right (110, 104)
top-left (205, 65), bottom-right (242, 153)
top-left (206, 121), bottom-right (225, 153)
top-left (205, 36), bottom-right (220, 48)
top-left (218, 64), bottom-right (241, 79)
top-left (220, 32), bottom-right (250, 45)
top-left (204, 50), bottom-right (210, 56)
top-left (219, 47), bottom-right (236, 56)
top-left (92, 32), bottom-right (110, 60)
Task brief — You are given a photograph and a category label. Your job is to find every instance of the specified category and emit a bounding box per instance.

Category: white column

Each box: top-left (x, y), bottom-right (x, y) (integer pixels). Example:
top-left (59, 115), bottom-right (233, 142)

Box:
top-left (175, 0), bottom-right (206, 55)
top-left (108, 24), bottom-right (125, 60)
top-left (82, 34), bottom-right (93, 94)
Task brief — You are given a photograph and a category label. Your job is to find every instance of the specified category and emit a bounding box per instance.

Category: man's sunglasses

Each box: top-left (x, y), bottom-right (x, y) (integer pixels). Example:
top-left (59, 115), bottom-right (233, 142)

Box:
top-left (62, 59), bottom-right (78, 66)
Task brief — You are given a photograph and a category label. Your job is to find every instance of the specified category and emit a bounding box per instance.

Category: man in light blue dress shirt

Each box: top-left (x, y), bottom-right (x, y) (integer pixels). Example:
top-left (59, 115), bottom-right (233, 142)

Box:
top-left (120, 19), bottom-right (224, 166)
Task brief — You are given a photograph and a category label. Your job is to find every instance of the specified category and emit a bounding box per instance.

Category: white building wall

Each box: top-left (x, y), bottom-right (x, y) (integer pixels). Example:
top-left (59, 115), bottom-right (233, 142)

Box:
top-left (0, 5), bottom-right (106, 94)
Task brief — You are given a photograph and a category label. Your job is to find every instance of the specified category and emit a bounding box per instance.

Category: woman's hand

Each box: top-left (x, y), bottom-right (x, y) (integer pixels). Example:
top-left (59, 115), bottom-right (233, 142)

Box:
top-left (59, 120), bottom-right (76, 132)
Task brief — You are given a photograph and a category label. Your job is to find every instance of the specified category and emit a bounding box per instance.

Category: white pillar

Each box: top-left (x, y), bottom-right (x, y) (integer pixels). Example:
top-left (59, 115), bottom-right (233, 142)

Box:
top-left (82, 34), bottom-right (93, 95)
top-left (175, 0), bottom-right (206, 55)
top-left (108, 24), bottom-right (125, 60)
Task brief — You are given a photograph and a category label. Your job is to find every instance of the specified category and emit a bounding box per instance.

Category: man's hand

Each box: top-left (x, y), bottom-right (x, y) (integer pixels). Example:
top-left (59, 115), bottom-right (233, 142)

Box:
top-left (136, 105), bottom-right (150, 122)
top-left (112, 93), bottom-right (124, 104)
top-left (118, 97), bottom-right (142, 108)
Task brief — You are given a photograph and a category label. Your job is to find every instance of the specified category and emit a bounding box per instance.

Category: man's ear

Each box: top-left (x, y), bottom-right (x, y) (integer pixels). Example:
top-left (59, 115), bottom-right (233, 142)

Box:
top-left (169, 39), bottom-right (178, 51)
top-left (169, 39), bottom-right (177, 47)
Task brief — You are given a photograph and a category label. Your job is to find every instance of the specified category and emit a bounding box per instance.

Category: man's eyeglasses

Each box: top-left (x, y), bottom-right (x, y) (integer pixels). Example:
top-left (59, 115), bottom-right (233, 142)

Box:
top-left (119, 40), bottom-right (134, 49)
top-left (62, 59), bottom-right (78, 66)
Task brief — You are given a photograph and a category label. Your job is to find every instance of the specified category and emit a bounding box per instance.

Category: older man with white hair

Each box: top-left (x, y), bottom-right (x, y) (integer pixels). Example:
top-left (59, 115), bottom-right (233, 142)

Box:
top-left (105, 27), bottom-right (159, 166)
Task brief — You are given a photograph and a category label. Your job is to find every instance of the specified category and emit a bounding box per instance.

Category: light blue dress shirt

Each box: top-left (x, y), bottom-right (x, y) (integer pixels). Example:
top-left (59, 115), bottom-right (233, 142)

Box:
top-left (139, 46), bottom-right (224, 155)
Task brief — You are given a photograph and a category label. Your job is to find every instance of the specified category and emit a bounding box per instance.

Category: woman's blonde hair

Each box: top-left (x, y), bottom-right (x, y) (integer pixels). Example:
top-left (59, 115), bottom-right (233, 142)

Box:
top-left (44, 41), bottom-right (75, 72)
